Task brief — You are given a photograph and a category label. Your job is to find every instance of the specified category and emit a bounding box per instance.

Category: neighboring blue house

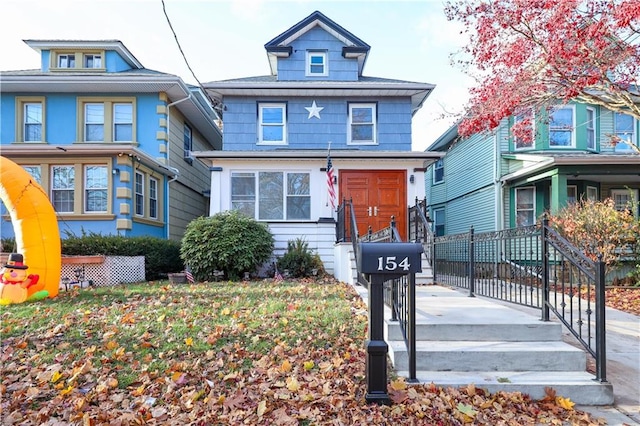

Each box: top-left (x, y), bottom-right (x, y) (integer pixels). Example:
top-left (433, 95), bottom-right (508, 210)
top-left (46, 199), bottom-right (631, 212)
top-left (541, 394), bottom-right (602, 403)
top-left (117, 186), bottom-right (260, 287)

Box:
top-left (194, 11), bottom-right (442, 278)
top-left (425, 103), bottom-right (640, 237)
top-left (0, 40), bottom-right (222, 241)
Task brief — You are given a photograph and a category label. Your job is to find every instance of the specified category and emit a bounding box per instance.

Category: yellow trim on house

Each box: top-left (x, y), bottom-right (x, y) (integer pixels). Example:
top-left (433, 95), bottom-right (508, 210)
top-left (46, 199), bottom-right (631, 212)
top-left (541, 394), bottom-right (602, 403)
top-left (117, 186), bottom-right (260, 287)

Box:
top-left (49, 49), bottom-right (107, 71)
top-left (76, 97), bottom-right (137, 143)
top-left (15, 96), bottom-right (46, 143)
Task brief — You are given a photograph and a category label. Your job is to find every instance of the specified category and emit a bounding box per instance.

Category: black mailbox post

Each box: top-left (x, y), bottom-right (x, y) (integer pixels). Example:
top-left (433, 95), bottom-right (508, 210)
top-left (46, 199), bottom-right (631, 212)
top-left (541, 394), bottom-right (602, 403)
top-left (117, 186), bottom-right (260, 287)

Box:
top-left (358, 242), bottom-right (423, 404)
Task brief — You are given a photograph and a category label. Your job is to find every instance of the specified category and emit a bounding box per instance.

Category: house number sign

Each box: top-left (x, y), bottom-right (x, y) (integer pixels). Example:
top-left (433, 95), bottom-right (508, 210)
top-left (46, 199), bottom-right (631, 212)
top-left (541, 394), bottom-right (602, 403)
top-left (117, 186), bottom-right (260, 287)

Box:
top-left (358, 242), bottom-right (423, 275)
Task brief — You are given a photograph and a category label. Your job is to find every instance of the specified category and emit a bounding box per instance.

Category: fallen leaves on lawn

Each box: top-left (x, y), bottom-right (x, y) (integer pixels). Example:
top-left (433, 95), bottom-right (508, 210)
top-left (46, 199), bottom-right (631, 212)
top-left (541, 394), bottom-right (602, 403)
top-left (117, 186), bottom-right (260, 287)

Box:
top-left (0, 279), bottom-right (605, 425)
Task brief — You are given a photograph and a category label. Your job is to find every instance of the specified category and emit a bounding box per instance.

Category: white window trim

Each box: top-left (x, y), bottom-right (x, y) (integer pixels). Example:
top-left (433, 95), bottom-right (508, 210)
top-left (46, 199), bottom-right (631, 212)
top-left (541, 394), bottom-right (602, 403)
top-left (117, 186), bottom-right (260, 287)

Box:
top-left (515, 187), bottom-right (536, 227)
top-left (433, 159), bottom-right (444, 184)
top-left (306, 51), bottom-right (328, 77)
top-left (51, 165), bottom-right (75, 213)
top-left (347, 103), bottom-right (377, 145)
top-left (433, 208), bottom-right (445, 236)
top-left (84, 103), bottom-right (105, 142)
top-left (84, 53), bottom-right (102, 69)
top-left (230, 170), bottom-right (311, 221)
top-left (113, 103), bottom-right (133, 142)
top-left (586, 186), bottom-right (598, 201)
top-left (258, 103), bottom-right (287, 145)
top-left (611, 189), bottom-right (639, 218)
top-left (586, 107), bottom-right (596, 151)
top-left (613, 112), bottom-right (637, 150)
top-left (149, 177), bottom-right (158, 219)
top-left (134, 171), bottom-right (144, 217)
top-left (549, 105), bottom-right (576, 148)
top-left (84, 165), bottom-right (108, 214)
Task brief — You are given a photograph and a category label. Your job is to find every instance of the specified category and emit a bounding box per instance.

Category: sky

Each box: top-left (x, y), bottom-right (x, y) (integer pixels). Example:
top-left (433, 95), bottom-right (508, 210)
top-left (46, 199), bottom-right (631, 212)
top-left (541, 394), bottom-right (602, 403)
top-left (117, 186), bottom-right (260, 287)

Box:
top-left (0, 0), bottom-right (474, 151)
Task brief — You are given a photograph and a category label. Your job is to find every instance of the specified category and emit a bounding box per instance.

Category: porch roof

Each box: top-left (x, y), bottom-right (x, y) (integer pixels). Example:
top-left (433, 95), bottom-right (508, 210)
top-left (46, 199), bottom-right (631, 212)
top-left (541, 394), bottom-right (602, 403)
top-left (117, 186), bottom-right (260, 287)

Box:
top-left (192, 149), bottom-right (444, 162)
top-left (500, 153), bottom-right (640, 184)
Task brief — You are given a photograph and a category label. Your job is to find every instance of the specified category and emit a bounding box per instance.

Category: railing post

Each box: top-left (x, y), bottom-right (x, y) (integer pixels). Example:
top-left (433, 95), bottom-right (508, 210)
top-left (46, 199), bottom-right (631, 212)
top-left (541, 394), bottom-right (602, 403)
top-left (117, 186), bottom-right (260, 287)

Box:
top-left (469, 226), bottom-right (475, 297)
top-left (541, 216), bottom-right (550, 321)
top-left (365, 274), bottom-right (390, 404)
top-left (595, 255), bottom-right (607, 382)
top-left (414, 197), bottom-right (420, 243)
top-left (408, 272), bottom-right (417, 382)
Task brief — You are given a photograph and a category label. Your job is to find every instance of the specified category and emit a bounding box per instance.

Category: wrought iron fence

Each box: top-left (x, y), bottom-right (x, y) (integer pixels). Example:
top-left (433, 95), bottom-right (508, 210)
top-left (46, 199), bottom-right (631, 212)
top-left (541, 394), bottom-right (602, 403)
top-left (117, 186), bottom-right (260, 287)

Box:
top-left (408, 197), bottom-right (434, 266)
top-left (432, 218), bottom-right (607, 381)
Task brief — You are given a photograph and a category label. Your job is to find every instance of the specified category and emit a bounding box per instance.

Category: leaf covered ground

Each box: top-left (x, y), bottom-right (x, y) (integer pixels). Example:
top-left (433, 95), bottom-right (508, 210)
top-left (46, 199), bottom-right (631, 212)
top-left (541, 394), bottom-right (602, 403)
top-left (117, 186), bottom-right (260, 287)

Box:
top-left (1, 279), bottom-right (606, 425)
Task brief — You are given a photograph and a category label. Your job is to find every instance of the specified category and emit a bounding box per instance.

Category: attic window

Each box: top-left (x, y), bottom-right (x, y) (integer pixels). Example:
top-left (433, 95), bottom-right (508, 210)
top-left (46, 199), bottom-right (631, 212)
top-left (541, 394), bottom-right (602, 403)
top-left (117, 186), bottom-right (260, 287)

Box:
top-left (306, 51), bottom-right (327, 76)
top-left (58, 54), bottom-right (75, 68)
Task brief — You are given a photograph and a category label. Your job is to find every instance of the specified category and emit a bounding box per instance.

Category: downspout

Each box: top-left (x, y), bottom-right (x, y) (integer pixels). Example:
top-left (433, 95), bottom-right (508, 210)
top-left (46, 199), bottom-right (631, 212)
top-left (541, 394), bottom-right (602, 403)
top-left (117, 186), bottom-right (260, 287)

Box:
top-left (494, 132), bottom-right (503, 231)
top-left (165, 93), bottom-right (191, 240)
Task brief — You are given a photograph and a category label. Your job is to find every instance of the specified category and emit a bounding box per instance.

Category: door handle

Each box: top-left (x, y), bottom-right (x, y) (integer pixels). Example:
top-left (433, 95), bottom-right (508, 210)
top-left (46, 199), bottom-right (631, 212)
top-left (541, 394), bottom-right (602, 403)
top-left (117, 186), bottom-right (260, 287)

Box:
top-left (374, 206), bottom-right (378, 216)
top-left (367, 206), bottom-right (372, 216)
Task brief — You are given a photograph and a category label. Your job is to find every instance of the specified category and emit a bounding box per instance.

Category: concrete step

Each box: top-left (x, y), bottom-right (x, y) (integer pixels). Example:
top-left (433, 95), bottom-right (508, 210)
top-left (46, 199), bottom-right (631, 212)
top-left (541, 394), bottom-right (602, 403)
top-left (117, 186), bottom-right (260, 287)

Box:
top-left (394, 370), bottom-right (614, 405)
top-left (388, 340), bottom-right (586, 372)
top-left (385, 320), bottom-right (562, 342)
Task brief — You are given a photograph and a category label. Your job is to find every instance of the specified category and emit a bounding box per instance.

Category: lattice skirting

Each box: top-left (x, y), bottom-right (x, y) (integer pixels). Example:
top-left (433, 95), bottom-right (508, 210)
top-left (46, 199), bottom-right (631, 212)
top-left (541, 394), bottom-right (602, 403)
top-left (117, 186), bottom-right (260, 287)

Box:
top-left (61, 256), bottom-right (145, 288)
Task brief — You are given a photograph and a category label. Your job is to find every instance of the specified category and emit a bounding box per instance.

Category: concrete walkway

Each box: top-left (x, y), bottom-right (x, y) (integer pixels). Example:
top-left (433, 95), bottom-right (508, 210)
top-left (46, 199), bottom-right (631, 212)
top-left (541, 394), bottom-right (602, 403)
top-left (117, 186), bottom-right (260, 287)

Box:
top-left (353, 283), bottom-right (640, 425)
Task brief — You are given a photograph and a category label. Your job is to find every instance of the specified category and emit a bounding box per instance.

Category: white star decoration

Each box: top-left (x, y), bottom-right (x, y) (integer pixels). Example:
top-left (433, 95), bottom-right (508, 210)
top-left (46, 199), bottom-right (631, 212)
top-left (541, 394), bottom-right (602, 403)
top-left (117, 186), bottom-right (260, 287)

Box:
top-left (305, 100), bottom-right (324, 119)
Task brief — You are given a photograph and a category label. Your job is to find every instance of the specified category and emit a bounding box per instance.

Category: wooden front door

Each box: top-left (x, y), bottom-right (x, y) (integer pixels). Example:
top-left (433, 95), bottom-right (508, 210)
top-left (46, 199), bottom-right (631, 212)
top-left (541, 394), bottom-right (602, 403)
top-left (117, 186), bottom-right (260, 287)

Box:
top-left (340, 170), bottom-right (407, 241)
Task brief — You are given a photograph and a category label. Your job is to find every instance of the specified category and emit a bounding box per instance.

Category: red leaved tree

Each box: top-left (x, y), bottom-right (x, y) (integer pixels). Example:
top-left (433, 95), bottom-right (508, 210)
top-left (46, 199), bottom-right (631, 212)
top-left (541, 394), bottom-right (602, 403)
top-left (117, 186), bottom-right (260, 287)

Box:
top-left (445, 0), bottom-right (640, 141)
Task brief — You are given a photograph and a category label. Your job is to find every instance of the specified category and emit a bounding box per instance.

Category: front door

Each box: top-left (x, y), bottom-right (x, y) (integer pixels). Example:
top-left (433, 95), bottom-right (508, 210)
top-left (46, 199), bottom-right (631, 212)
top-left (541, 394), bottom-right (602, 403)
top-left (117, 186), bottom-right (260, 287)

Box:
top-left (340, 170), bottom-right (407, 241)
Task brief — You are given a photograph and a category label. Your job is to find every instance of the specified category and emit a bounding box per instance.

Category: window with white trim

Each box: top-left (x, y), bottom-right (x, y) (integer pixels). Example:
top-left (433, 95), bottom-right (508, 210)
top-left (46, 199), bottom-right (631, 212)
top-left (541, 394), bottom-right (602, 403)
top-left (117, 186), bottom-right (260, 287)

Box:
top-left (149, 177), bottom-right (158, 219)
top-left (57, 54), bottom-right (75, 68)
top-left (52, 165), bottom-right (75, 213)
top-left (433, 159), bottom-right (444, 183)
top-left (84, 54), bottom-right (102, 68)
top-left (22, 166), bottom-right (42, 184)
top-left (78, 98), bottom-right (135, 143)
top-left (85, 166), bottom-right (108, 213)
top-left (84, 103), bottom-right (105, 141)
top-left (258, 103), bottom-right (287, 144)
top-left (587, 186), bottom-right (598, 201)
top-left (611, 189), bottom-right (638, 218)
top-left (135, 171), bottom-right (144, 216)
top-left (515, 187), bottom-right (535, 226)
top-left (306, 51), bottom-right (327, 76)
top-left (348, 103), bottom-right (376, 144)
top-left (231, 171), bottom-right (310, 220)
top-left (113, 103), bottom-right (132, 141)
top-left (586, 107), bottom-right (596, 150)
top-left (549, 106), bottom-right (575, 147)
top-left (24, 103), bottom-right (43, 142)
top-left (613, 112), bottom-right (636, 151)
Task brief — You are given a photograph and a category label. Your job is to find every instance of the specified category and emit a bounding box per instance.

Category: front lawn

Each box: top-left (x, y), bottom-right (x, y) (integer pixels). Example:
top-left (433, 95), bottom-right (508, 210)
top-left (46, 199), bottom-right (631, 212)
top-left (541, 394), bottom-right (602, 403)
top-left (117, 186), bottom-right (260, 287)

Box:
top-left (1, 279), bottom-right (598, 425)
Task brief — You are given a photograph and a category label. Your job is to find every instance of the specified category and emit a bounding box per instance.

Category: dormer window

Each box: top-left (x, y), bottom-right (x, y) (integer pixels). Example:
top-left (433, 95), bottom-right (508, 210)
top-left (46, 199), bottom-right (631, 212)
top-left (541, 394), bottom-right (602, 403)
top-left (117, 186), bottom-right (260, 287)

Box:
top-left (84, 54), bottom-right (102, 68)
top-left (306, 51), bottom-right (327, 76)
top-left (58, 54), bottom-right (75, 68)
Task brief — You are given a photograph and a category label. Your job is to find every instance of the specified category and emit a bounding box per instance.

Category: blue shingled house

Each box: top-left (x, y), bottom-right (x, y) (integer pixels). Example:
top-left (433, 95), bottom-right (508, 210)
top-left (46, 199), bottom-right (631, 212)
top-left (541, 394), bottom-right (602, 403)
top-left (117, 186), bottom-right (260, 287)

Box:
top-left (193, 11), bottom-right (441, 279)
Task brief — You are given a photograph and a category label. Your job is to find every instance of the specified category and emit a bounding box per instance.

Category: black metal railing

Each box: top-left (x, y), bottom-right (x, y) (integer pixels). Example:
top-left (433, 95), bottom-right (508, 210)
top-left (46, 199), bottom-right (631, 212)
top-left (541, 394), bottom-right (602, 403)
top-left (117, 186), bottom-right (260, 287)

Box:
top-left (432, 217), bottom-right (607, 382)
top-left (408, 197), bottom-right (434, 267)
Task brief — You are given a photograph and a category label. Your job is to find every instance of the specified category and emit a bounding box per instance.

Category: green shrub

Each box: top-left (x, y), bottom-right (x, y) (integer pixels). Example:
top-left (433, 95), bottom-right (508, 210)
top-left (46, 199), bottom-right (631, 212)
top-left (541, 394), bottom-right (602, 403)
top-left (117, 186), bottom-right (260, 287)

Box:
top-left (180, 211), bottom-right (274, 281)
top-left (277, 238), bottom-right (325, 278)
top-left (61, 231), bottom-right (182, 280)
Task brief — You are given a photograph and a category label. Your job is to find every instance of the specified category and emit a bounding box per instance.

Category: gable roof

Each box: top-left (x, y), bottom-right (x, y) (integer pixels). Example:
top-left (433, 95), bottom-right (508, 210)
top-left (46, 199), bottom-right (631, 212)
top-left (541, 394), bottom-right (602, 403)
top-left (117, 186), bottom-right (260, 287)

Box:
top-left (23, 39), bottom-right (144, 69)
top-left (263, 10), bottom-right (370, 76)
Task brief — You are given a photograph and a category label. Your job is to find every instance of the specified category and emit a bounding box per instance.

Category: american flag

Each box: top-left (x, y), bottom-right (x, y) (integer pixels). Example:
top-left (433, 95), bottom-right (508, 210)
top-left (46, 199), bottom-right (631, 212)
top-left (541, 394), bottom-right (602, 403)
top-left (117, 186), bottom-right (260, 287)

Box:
top-left (326, 148), bottom-right (336, 210)
top-left (185, 266), bottom-right (195, 283)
